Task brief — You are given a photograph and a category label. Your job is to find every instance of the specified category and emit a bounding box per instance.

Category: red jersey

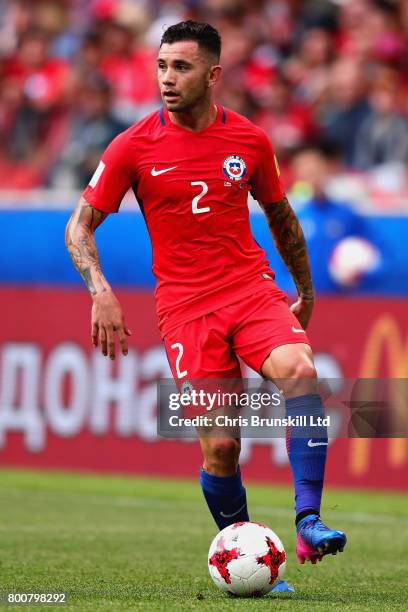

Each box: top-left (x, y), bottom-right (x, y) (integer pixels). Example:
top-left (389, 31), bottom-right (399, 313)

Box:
top-left (83, 105), bottom-right (284, 337)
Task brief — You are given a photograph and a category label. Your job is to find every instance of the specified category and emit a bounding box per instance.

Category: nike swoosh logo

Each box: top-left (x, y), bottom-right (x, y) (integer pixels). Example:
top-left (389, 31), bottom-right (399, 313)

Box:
top-left (308, 440), bottom-right (328, 447)
top-left (151, 165), bottom-right (177, 176)
top-left (220, 502), bottom-right (247, 518)
top-left (292, 326), bottom-right (305, 333)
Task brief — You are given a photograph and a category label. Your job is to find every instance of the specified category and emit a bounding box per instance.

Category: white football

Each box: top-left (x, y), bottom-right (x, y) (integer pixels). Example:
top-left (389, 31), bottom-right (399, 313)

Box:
top-left (329, 236), bottom-right (380, 287)
top-left (208, 521), bottom-right (286, 597)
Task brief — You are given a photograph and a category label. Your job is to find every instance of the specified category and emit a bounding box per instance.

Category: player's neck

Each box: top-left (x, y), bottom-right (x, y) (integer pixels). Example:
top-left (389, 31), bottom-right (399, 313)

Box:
top-left (168, 101), bottom-right (218, 133)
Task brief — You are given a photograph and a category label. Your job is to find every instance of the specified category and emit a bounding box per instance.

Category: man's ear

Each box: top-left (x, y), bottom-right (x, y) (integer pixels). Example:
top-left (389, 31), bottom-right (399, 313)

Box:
top-left (208, 64), bottom-right (222, 87)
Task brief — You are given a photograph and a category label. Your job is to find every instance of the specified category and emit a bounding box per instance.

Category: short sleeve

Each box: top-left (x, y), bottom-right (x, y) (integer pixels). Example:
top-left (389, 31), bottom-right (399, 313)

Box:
top-left (251, 130), bottom-right (285, 203)
top-left (82, 131), bottom-right (134, 213)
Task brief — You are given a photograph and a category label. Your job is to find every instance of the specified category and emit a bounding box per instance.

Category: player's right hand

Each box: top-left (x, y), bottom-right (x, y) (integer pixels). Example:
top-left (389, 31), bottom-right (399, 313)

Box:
top-left (91, 290), bottom-right (131, 360)
top-left (290, 294), bottom-right (314, 329)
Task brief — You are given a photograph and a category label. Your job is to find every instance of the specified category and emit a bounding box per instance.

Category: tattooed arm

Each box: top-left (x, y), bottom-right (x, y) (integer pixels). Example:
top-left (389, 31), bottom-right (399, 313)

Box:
top-left (65, 196), bottom-right (131, 359)
top-left (65, 196), bottom-right (109, 295)
top-left (260, 195), bottom-right (315, 328)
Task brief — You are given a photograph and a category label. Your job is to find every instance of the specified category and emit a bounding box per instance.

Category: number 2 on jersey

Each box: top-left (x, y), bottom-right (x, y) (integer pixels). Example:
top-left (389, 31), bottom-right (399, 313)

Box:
top-left (170, 342), bottom-right (188, 378)
top-left (191, 181), bottom-right (210, 214)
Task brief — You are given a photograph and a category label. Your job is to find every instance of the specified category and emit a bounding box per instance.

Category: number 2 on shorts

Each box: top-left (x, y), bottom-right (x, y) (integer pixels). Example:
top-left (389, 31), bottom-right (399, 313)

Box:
top-left (170, 342), bottom-right (188, 378)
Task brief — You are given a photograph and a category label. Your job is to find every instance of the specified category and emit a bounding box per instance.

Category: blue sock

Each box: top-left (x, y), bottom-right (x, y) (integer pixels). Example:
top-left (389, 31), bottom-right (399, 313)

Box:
top-left (200, 466), bottom-right (249, 530)
top-left (285, 394), bottom-right (327, 517)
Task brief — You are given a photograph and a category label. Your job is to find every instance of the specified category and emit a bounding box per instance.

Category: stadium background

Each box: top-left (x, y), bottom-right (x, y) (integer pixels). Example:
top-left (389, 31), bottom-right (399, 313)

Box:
top-left (0, 0), bottom-right (407, 494)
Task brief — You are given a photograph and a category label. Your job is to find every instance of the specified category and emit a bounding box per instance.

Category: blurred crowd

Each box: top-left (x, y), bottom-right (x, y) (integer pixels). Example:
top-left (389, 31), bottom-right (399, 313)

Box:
top-left (0, 0), bottom-right (407, 202)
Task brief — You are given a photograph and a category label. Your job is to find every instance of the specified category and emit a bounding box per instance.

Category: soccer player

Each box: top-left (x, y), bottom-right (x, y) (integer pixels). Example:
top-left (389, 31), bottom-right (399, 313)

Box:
top-left (66, 21), bottom-right (346, 565)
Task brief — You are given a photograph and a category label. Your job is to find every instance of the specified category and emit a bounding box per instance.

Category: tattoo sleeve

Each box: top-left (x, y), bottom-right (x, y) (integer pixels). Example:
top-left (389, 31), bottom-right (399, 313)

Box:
top-left (260, 195), bottom-right (315, 300)
top-left (65, 197), bottom-right (109, 296)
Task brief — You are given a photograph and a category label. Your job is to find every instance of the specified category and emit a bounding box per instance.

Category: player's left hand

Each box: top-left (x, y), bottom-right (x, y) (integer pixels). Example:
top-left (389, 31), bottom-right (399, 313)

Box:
top-left (290, 295), bottom-right (314, 329)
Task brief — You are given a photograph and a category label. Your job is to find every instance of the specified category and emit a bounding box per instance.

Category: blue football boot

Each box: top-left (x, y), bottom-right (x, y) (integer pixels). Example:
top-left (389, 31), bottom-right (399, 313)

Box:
top-left (296, 513), bottom-right (347, 564)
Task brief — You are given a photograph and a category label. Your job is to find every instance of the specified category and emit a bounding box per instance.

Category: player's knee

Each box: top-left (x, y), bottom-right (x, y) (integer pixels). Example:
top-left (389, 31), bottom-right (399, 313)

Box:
top-left (292, 359), bottom-right (317, 380)
top-left (274, 352), bottom-right (317, 397)
top-left (275, 359), bottom-right (316, 381)
top-left (203, 438), bottom-right (241, 474)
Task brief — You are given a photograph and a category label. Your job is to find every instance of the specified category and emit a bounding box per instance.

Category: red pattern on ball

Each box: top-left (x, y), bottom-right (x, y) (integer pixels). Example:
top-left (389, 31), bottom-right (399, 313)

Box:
top-left (256, 536), bottom-right (286, 584)
top-left (209, 536), bottom-right (240, 584)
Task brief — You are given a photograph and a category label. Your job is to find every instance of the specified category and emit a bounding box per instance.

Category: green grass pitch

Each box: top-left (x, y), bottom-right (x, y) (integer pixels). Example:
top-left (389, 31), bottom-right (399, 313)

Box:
top-left (0, 469), bottom-right (407, 611)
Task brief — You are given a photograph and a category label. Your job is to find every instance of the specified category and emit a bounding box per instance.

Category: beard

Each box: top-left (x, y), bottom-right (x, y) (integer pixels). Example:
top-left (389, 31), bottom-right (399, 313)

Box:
top-left (162, 83), bottom-right (209, 113)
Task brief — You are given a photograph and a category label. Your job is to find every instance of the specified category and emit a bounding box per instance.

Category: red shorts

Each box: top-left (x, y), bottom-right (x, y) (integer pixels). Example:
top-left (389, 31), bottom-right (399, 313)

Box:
top-left (164, 285), bottom-right (311, 382)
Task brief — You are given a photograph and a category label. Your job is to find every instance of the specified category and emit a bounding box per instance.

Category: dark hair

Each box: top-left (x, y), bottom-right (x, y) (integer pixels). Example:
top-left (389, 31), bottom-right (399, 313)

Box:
top-left (160, 20), bottom-right (221, 61)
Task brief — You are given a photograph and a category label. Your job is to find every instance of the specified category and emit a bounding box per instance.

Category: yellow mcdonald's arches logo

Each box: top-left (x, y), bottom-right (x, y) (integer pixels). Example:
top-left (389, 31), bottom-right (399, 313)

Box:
top-left (350, 315), bottom-right (408, 476)
top-left (360, 316), bottom-right (408, 378)
top-left (274, 155), bottom-right (280, 177)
